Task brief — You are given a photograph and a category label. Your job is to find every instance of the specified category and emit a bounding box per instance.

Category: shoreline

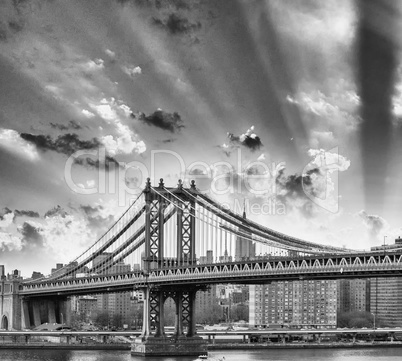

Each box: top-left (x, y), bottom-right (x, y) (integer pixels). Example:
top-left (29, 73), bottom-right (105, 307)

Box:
top-left (1, 341), bottom-right (402, 351)
top-left (208, 341), bottom-right (402, 350)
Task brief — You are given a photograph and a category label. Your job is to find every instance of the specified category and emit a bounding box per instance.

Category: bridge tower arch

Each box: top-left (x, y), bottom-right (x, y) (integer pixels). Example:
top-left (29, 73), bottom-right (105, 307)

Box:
top-left (1, 314), bottom-right (9, 330)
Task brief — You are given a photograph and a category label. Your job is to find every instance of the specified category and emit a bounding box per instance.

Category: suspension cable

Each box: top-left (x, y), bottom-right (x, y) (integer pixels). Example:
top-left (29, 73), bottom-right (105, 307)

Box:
top-left (154, 186), bottom-right (316, 254)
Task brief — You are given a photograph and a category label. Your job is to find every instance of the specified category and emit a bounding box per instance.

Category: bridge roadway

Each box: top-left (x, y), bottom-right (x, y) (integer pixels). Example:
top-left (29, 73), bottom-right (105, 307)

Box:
top-left (20, 250), bottom-right (402, 297)
top-left (1, 328), bottom-right (401, 338)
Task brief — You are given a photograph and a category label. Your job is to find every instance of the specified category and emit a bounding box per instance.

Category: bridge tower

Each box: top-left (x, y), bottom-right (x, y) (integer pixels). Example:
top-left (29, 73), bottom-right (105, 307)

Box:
top-left (132, 178), bottom-right (207, 356)
top-left (0, 269), bottom-right (23, 330)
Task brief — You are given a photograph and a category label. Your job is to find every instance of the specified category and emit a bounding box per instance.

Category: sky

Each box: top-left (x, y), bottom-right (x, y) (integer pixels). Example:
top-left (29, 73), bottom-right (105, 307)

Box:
top-left (1, 0), bottom-right (402, 277)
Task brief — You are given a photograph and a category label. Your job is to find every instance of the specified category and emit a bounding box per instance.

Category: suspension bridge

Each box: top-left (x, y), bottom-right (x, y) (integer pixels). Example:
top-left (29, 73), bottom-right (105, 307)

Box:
top-left (2, 178), bottom-right (402, 356)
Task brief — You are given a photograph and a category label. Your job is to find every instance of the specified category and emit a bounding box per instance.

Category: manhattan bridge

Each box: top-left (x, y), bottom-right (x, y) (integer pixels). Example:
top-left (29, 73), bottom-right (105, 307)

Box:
top-left (2, 178), bottom-right (402, 355)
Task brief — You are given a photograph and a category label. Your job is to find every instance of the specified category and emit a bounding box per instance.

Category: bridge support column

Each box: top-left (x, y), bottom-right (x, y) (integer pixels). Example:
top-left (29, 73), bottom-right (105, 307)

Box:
top-left (21, 298), bottom-right (30, 329)
top-left (174, 293), bottom-right (183, 336)
top-left (186, 289), bottom-right (197, 337)
top-left (48, 300), bottom-right (56, 324)
top-left (154, 291), bottom-right (165, 338)
top-left (32, 301), bottom-right (41, 327)
top-left (141, 288), bottom-right (150, 337)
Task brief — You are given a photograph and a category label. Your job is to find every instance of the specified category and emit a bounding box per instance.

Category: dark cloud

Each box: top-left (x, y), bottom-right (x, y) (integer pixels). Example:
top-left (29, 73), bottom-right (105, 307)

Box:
top-left (80, 204), bottom-right (114, 229)
top-left (227, 133), bottom-right (262, 152)
top-left (49, 120), bottom-right (82, 131)
top-left (20, 133), bottom-right (100, 156)
top-left (138, 110), bottom-right (184, 133)
top-left (20, 132), bottom-right (121, 172)
top-left (14, 209), bottom-right (40, 218)
top-left (44, 205), bottom-right (68, 218)
top-left (276, 168), bottom-right (322, 218)
top-left (20, 222), bottom-right (43, 248)
top-left (0, 207), bottom-right (12, 220)
top-left (152, 13), bottom-right (201, 35)
top-left (224, 127), bottom-right (263, 154)
top-left (74, 155), bottom-right (122, 171)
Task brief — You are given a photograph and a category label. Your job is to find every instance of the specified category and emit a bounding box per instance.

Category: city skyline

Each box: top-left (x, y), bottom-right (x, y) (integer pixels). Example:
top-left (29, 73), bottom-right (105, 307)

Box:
top-left (1, 0), bottom-right (402, 276)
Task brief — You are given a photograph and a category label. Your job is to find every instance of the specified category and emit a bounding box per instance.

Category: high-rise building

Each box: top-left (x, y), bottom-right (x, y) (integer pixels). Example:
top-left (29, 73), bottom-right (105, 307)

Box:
top-left (370, 277), bottom-right (402, 327)
top-left (250, 280), bottom-right (337, 329)
top-left (195, 284), bottom-right (217, 317)
top-left (369, 238), bottom-right (402, 327)
top-left (94, 255), bottom-right (132, 327)
top-left (235, 205), bottom-right (255, 261)
top-left (337, 279), bottom-right (370, 313)
top-left (71, 296), bottom-right (98, 322)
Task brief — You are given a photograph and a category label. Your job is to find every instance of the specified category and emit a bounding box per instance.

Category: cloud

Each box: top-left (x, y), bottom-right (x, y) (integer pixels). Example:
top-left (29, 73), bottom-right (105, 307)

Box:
top-left (19, 221), bottom-right (44, 248)
top-left (49, 120), bottom-right (82, 131)
top-left (275, 149), bottom-right (350, 218)
top-left (0, 207), bottom-right (12, 219)
top-left (82, 109), bottom-right (96, 118)
top-left (39, 212), bottom-right (93, 261)
top-left (105, 49), bottom-right (116, 59)
top-left (122, 65), bottom-right (142, 77)
top-left (14, 210), bottom-right (40, 218)
top-left (0, 210), bottom-right (14, 228)
top-left (152, 13), bottom-right (201, 35)
top-left (0, 128), bottom-right (39, 161)
top-left (138, 109), bottom-right (184, 133)
top-left (44, 205), bottom-right (68, 218)
top-left (0, 231), bottom-right (22, 251)
top-left (82, 58), bottom-right (104, 72)
top-left (90, 98), bottom-right (146, 155)
top-left (225, 126), bottom-right (263, 154)
top-left (358, 210), bottom-right (388, 243)
top-left (276, 167), bottom-right (322, 218)
top-left (80, 204), bottom-right (114, 229)
top-left (307, 148), bottom-right (351, 172)
top-left (20, 133), bottom-right (101, 156)
top-left (73, 155), bottom-right (122, 171)
top-left (286, 84), bottom-right (360, 147)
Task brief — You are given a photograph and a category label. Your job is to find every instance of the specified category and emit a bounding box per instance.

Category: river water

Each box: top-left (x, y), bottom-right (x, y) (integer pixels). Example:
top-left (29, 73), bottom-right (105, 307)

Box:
top-left (1, 348), bottom-right (402, 361)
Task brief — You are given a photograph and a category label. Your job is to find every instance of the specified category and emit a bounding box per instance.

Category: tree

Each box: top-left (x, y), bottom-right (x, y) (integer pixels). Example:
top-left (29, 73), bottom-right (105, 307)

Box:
top-left (111, 313), bottom-right (123, 328)
top-left (230, 303), bottom-right (249, 322)
top-left (94, 311), bottom-right (109, 328)
top-left (129, 302), bottom-right (143, 329)
top-left (195, 299), bottom-right (224, 325)
top-left (337, 311), bottom-right (374, 328)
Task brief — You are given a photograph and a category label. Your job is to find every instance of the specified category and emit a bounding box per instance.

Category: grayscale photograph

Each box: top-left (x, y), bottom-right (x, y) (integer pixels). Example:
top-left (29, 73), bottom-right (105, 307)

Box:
top-left (1, 0), bottom-right (402, 360)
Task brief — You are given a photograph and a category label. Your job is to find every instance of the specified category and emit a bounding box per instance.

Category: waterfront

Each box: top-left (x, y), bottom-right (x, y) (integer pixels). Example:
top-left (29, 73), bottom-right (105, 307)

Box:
top-left (2, 348), bottom-right (402, 361)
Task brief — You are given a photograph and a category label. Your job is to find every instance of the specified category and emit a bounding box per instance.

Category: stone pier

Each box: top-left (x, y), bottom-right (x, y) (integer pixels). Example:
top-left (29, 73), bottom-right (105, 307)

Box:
top-left (131, 335), bottom-right (207, 356)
